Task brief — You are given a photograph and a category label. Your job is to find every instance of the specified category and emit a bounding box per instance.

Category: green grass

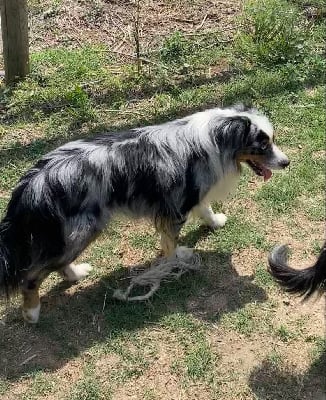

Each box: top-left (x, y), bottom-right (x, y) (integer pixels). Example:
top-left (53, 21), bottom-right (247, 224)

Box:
top-left (68, 377), bottom-right (103, 400)
top-left (255, 149), bottom-right (325, 214)
top-left (128, 232), bottom-right (157, 251)
top-left (0, 0), bottom-right (325, 399)
top-left (266, 350), bottom-right (283, 367)
top-left (209, 214), bottom-right (268, 252)
top-left (160, 313), bottom-right (216, 382)
top-left (221, 307), bottom-right (256, 336)
top-left (184, 342), bottom-right (215, 380)
top-left (0, 379), bottom-right (9, 396)
top-left (309, 337), bottom-right (326, 360)
top-left (233, 0), bottom-right (311, 67)
top-left (253, 86), bottom-right (325, 214)
top-left (105, 338), bottom-right (152, 382)
top-left (21, 371), bottom-right (56, 400)
top-left (275, 325), bottom-right (296, 343)
top-left (254, 264), bottom-right (276, 289)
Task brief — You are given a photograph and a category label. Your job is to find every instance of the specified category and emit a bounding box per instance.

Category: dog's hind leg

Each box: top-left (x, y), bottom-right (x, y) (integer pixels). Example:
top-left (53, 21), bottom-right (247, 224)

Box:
top-left (21, 269), bottom-right (50, 324)
top-left (59, 263), bottom-right (93, 282)
top-left (21, 262), bottom-right (93, 323)
top-left (57, 213), bottom-right (104, 282)
top-left (193, 204), bottom-right (227, 229)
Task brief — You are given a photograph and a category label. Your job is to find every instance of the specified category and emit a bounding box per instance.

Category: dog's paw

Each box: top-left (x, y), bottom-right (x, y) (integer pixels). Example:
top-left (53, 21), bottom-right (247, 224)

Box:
top-left (22, 303), bottom-right (41, 324)
top-left (175, 246), bottom-right (194, 261)
top-left (61, 263), bottom-right (93, 282)
top-left (208, 213), bottom-right (227, 229)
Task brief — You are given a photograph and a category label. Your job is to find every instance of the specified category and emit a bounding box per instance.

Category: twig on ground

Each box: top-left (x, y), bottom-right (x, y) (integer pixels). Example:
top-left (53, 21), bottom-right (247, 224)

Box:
top-left (101, 289), bottom-right (108, 313)
top-left (196, 13), bottom-right (208, 31)
top-left (19, 354), bottom-right (37, 366)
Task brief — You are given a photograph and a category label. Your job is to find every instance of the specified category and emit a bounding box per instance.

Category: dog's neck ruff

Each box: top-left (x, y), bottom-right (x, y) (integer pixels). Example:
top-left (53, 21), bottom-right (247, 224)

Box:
top-left (201, 171), bottom-right (240, 204)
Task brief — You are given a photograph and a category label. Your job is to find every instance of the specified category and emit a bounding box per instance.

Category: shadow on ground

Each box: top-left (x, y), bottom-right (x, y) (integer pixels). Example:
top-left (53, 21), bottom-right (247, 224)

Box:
top-left (0, 67), bottom-right (323, 172)
top-left (0, 226), bottom-right (267, 380)
top-left (248, 350), bottom-right (326, 400)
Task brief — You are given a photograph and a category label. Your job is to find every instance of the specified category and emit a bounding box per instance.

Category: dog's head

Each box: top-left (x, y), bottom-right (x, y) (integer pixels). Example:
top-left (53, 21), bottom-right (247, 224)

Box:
top-left (216, 110), bottom-right (290, 181)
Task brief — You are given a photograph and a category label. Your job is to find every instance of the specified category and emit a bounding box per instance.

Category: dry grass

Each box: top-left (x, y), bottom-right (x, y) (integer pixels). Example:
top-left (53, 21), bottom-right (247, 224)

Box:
top-left (28, 0), bottom-right (241, 55)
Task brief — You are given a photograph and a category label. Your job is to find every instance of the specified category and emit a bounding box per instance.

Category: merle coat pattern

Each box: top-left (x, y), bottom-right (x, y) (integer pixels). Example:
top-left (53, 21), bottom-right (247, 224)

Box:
top-left (0, 104), bottom-right (289, 323)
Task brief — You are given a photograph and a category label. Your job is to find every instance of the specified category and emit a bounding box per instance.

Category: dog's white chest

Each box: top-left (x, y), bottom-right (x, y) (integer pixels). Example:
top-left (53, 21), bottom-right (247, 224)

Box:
top-left (202, 172), bottom-right (240, 204)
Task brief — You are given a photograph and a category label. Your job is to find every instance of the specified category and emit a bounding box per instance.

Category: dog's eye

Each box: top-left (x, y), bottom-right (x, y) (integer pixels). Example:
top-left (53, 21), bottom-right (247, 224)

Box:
top-left (260, 140), bottom-right (269, 150)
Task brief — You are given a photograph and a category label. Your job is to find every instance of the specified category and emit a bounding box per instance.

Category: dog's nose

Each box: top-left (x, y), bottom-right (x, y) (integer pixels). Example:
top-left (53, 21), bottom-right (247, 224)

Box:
top-left (280, 159), bottom-right (290, 168)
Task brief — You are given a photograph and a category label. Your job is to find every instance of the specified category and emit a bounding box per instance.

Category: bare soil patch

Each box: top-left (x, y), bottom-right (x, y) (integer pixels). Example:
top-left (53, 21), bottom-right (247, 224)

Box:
top-left (29, 0), bottom-right (242, 54)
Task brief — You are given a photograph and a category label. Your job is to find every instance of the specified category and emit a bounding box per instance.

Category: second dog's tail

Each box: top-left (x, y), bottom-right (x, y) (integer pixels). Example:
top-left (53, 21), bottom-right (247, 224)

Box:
top-left (0, 221), bottom-right (22, 298)
top-left (268, 243), bottom-right (326, 298)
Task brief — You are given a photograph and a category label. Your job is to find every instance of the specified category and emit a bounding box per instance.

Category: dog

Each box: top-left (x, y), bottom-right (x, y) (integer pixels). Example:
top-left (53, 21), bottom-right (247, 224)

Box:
top-left (0, 104), bottom-right (289, 323)
top-left (269, 242), bottom-right (326, 298)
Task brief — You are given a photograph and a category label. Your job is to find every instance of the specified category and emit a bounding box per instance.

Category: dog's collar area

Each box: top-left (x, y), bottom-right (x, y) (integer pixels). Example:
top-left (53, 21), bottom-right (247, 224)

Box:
top-left (246, 160), bottom-right (272, 181)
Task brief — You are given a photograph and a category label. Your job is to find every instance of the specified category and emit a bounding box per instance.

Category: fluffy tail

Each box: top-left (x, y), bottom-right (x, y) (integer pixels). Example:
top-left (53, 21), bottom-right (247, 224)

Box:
top-left (268, 243), bottom-right (326, 298)
top-left (0, 221), bottom-right (22, 298)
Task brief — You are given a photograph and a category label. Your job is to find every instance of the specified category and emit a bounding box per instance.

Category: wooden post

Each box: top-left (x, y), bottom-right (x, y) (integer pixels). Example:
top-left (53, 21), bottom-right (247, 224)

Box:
top-left (0, 0), bottom-right (29, 84)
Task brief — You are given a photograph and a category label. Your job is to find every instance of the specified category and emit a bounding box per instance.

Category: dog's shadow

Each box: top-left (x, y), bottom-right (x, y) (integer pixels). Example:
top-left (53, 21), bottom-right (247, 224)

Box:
top-left (0, 226), bottom-right (267, 380)
top-left (248, 349), bottom-right (326, 400)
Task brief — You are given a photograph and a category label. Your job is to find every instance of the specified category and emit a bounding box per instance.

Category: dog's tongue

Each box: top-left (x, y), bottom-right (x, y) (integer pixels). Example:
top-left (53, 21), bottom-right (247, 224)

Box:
top-left (262, 166), bottom-right (272, 182)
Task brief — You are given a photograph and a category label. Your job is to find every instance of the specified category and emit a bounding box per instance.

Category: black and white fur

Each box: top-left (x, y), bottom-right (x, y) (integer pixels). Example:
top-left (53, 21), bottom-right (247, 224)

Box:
top-left (269, 243), bottom-right (326, 298)
top-left (0, 105), bottom-right (289, 323)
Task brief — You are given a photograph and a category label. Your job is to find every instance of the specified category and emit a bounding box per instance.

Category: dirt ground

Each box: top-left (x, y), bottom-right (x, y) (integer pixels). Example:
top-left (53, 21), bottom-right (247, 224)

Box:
top-left (28, 0), bottom-right (241, 54)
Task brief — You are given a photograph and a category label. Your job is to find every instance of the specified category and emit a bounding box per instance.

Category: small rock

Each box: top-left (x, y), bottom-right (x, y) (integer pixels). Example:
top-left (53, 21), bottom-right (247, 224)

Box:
top-left (298, 144), bottom-right (303, 149)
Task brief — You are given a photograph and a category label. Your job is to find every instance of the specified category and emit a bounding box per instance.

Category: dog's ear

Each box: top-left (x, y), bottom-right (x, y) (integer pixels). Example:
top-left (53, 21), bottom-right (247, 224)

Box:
top-left (227, 116), bottom-right (252, 141)
top-left (213, 116), bottom-right (252, 148)
top-left (236, 116), bottom-right (256, 147)
top-left (231, 116), bottom-right (251, 131)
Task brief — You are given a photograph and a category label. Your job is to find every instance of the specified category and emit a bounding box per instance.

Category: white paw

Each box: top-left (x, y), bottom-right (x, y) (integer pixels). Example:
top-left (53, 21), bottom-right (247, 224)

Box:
top-left (208, 213), bottom-right (227, 229)
top-left (61, 263), bottom-right (93, 282)
top-left (22, 303), bottom-right (41, 324)
top-left (175, 246), bottom-right (194, 261)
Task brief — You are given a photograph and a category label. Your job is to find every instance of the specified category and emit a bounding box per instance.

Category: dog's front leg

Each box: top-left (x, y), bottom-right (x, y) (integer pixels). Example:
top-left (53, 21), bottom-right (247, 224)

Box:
top-left (160, 231), bottom-right (178, 258)
top-left (193, 204), bottom-right (227, 229)
top-left (158, 218), bottom-right (193, 260)
top-left (159, 219), bottom-right (182, 257)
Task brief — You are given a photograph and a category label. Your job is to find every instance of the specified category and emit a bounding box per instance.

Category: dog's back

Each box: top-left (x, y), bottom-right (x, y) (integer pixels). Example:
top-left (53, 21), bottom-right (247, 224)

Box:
top-left (268, 242), bottom-right (326, 298)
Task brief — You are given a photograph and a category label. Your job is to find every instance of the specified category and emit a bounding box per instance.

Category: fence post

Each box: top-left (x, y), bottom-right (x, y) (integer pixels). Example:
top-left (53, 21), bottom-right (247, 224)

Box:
top-left (0, 0), bottom-right (29, 84)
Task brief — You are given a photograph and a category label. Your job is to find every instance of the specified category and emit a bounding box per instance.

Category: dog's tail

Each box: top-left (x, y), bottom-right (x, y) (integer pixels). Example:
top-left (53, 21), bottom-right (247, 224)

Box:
top-left (268, 243), bottom-right (326, 298)
top-left (0, 220), bottom-right (23, 298)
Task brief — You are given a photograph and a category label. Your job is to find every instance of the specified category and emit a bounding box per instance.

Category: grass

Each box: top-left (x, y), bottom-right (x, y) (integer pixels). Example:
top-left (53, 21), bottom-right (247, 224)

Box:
top-left (276, 325), bottom-right (296, 342)
top-left (128, 232), bottom-right (158, 252)
top-left (233, 0), bottom-right (309, 67)
top-left (209, 214), bottom-right (268, 251)
top-left (221, 307), bottom-right (256, 336)
top-left (184, 341), bottom-right (215, 380)
top-left (21, 372), bottom-right (57, 400)
top-left (254, 264), bottom-right (276, 288)
top-left (68, 374), bottom-right (103, 400)
top-left (266, 350), bottom-right (283, 366)
top-left (0, 0), bottom-right (325, 399)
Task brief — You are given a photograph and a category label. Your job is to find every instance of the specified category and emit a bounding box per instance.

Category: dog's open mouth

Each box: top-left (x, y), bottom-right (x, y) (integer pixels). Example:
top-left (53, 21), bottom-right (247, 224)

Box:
top-left (246, 160), bottom-right (272, 181)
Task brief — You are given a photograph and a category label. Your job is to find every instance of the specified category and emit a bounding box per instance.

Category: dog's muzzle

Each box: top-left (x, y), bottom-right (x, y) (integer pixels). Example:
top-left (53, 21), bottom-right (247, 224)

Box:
top-left (269, 144), bottom-right (290, 170)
